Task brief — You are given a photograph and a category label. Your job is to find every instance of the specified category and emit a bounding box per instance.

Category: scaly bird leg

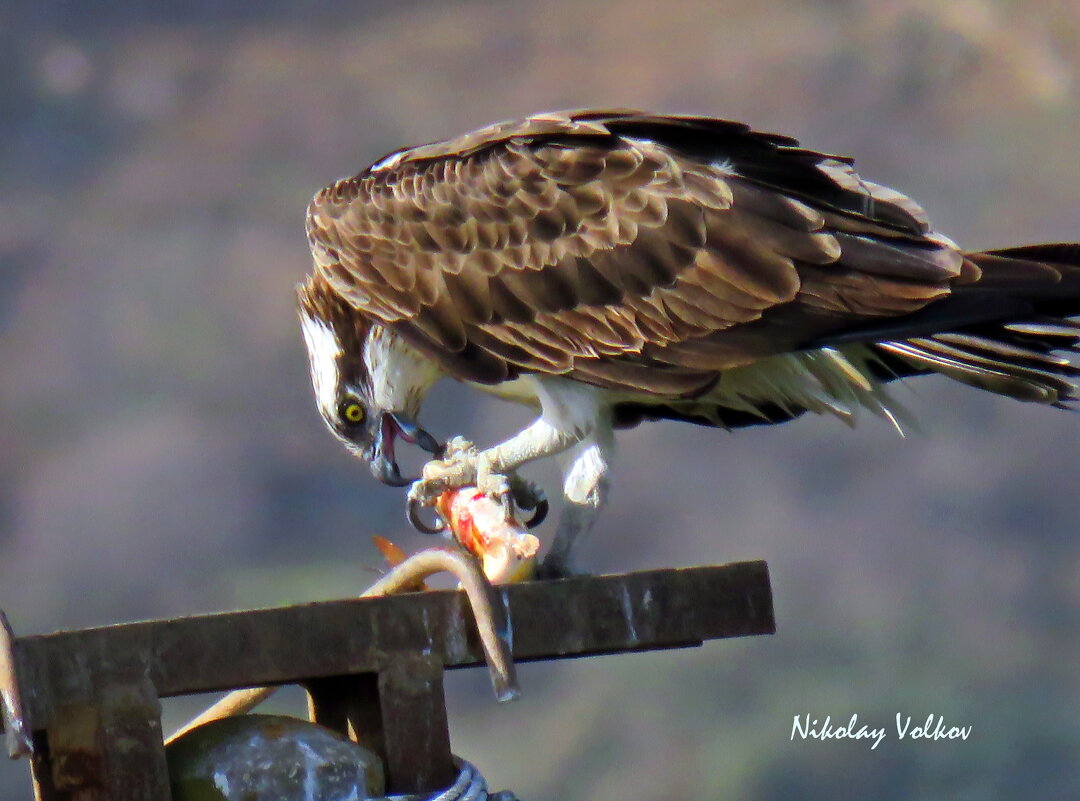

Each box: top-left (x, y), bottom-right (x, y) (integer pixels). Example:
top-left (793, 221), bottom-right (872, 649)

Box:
top-left (539, 433), bottom-right (614, 578)
top-left (408, 417), bottom-right (584, 519)
top-left (410, 378), bottom-right (612, 570)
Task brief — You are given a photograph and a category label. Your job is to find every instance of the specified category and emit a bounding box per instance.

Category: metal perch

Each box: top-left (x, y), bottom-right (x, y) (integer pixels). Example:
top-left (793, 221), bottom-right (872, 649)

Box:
top-left (166, 544), bottom-right (518, 744)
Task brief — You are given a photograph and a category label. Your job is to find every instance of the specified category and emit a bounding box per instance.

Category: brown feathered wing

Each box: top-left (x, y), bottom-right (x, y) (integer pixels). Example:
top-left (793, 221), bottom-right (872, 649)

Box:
top-left (306, 110), bottom-right (1079, 404)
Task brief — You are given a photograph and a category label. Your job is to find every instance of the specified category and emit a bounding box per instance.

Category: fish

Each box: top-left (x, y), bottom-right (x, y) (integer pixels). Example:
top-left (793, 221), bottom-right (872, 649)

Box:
top-left (434, 488), bottom-right (541, 584)
top-left (377, 488), bottom-right (540, 584)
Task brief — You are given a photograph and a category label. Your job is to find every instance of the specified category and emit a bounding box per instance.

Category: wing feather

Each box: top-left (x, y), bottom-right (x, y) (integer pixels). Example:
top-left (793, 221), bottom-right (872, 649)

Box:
top-left (702, 212), bottom-right (802, 304)
top-left (306, 109), bottom-right (975, 395)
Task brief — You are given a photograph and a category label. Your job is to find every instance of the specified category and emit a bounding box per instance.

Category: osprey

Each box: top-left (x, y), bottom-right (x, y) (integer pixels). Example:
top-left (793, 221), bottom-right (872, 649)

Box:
top-left (298, 109), bottom-right (1080, 576)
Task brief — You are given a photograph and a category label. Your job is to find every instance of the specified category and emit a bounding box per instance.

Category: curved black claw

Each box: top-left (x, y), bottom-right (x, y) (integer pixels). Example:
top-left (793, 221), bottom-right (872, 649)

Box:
top-left (509, 480), bottom-right (548, 529)
top-left (407, 498), bottom-right (445, 535)
top-left (524, 497), bottom-right (549, 529)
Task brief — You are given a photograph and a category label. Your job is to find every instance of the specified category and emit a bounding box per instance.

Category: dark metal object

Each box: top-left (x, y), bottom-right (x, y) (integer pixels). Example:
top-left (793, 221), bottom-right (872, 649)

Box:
top-left (306, 666), bottom-right (458, 796)
top-left (377, 654), bottom-right (456, 795)
top-left (165, 544), bottom-right (518, 744)
top-left (4, 562), bottom-right (774, 800)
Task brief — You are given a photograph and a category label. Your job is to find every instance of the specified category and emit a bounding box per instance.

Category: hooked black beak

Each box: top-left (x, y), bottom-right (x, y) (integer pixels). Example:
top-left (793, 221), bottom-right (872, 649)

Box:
top-left (369, 412), bottom-right (442, 487)
top-left (389, 413), bottom-right (444, 457)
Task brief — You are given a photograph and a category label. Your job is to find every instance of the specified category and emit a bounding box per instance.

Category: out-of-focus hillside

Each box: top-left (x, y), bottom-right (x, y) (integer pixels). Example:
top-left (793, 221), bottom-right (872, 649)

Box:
top-left (1, 1), bottom-right (1077, 799)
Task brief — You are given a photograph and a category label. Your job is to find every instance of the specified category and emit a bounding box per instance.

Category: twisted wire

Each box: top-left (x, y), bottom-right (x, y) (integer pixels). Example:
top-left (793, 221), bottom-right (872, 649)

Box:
top-left (380, 759), bottom-right (518, 801)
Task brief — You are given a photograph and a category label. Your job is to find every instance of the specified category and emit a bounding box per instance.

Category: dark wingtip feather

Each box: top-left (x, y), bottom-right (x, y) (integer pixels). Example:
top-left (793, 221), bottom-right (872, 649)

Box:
top-left (984, 243), bottom-right (1080, 267)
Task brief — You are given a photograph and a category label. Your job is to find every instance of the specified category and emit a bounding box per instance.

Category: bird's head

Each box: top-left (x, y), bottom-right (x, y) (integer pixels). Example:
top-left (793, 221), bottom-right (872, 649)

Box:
top-left (296, 276), bottom-right (441, 487)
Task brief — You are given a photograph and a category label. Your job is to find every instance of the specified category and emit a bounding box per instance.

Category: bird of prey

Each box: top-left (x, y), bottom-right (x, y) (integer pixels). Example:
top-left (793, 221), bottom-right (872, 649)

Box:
top-left (297, 109), bottom-right (1080, 576)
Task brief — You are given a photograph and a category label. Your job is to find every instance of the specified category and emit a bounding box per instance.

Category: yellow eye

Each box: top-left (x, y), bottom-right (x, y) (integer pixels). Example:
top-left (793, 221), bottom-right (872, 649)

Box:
top-left (343, 403), bottom-right (365, 424)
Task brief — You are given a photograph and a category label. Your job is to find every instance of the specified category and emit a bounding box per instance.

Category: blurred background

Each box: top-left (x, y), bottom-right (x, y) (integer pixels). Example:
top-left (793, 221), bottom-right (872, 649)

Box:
top-left (1, 0), bottom-right (1078, 798)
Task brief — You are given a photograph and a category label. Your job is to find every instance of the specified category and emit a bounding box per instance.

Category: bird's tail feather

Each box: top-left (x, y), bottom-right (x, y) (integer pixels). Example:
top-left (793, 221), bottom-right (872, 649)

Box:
top-left (875, 243), bottom-right (1080, 406)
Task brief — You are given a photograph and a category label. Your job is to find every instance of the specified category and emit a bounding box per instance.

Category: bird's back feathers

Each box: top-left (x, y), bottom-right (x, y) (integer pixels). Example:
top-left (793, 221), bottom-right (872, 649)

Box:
top-left (304, 109), bottom-right (1080, 420)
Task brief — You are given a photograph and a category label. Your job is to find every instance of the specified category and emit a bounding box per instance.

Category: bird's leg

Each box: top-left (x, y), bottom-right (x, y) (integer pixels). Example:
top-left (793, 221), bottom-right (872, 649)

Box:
top-left (538, 435), bottom-right (614, 578)
top-left (418, 435), bottom-right (479, 490)
top-left (408, 418), bottom-right (583, 518)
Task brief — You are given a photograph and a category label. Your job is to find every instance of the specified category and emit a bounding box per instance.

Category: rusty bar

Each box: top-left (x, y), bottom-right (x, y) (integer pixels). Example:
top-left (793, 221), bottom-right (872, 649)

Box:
top-left (1, 609), bottom-right (32, 758)
top-left (95, 679), bottom-right (170, 801)
top-left (363, 546), bottom-right (519, 702)
top-left (47, 703), bottom-right (102, 796)
top-left (13, 563), bottom-right (773, 731)
top-left (340, 674), bottom-right (387, 762)
top-left (168, 545), bottom-right (519, 745)
top-left (39, 680), bottom-right (171, 801)
top-left (29, 729), bottom-right (61, 801)
top-left (305, 673), bottom-right (386, 760)
top-left (500, 561), bottom-right (775, 662)
top-left (305, 675), bottom-right (356, 738)
top-left (307, 667), bottom-right (459, 796)
top-left (377, 653), bottom-right (455, 795)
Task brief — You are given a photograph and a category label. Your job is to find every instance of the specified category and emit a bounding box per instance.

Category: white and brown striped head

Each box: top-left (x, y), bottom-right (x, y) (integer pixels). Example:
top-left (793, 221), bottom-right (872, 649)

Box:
top-left (296, 275), bottom-right (442, 485)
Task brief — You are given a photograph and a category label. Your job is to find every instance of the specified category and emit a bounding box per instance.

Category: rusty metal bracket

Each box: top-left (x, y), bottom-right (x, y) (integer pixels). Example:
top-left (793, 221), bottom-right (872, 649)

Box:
top-left (7, 561), bottom-right (774, 799)
top-left (166, 544), bottom-right (517, 745)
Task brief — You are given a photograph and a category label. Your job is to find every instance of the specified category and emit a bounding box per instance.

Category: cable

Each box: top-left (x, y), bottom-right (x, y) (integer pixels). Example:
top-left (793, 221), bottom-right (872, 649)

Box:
top-left (379, 759), bottom-right (518, 801)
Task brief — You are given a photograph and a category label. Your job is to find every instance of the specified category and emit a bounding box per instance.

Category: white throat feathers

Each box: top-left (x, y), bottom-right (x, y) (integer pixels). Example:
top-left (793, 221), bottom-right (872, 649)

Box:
top-left (362, 325), bottom-right (444, 417)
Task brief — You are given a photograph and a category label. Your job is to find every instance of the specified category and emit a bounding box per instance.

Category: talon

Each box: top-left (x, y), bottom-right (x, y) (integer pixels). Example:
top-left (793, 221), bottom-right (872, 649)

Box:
top-left (524, 497), bottom-right (549, 529)
top-left (407, 497), bottom-right (445, 535)
top-left (508, 478), bottom-right (547, 529)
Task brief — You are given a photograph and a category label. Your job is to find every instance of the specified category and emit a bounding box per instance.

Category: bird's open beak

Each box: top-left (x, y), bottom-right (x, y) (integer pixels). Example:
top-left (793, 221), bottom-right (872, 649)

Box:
top-left (390, 413), bottom-right (443, 455)
top-left (370, 412), bottom-right (442, 487)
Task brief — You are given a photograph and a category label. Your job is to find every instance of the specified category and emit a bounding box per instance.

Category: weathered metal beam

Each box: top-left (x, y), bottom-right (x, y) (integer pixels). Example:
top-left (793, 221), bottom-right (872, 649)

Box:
top-left (305, 662), bottom-right (457, 795)
top-left (377, 654), bottom-right (455, 795)
top-left (305, 674), bottom-right (386, 770)
top-left (93, 679), bottom-right (171, 800)
top-left (10, 563), bottom-right (773, 737)
top-left (28, 676), bottom-right (171, 800)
